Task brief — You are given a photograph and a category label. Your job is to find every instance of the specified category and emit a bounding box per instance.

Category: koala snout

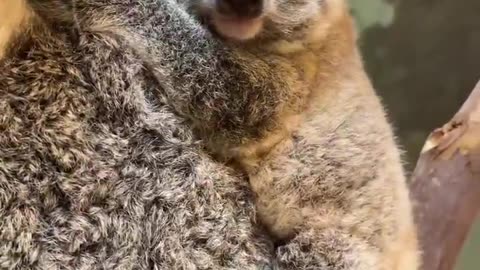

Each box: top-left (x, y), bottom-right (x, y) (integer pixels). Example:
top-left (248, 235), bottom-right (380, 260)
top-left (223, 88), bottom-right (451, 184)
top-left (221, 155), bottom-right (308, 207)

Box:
top-left (215, 0), bottom-right (264, 19)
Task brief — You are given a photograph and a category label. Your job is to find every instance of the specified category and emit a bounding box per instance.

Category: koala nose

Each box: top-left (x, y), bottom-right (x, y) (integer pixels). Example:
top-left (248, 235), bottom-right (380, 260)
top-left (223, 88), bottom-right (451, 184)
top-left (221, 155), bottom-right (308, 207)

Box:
top-left (216, 0), bottom-right (264, 19)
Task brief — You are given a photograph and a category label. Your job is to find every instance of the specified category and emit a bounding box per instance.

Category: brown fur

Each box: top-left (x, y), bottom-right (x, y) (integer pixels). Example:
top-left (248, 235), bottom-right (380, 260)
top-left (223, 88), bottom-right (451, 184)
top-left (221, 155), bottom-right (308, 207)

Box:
top-left (197, 0), bottom-right (420, 269)
top-left (0, 0), bottom-right (420, 268)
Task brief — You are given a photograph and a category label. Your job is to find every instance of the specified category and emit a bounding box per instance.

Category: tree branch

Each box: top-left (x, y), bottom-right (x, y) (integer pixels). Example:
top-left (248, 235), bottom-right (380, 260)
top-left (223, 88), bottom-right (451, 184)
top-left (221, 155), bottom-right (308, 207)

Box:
top-left (410, 79), bottom-right (480, 270)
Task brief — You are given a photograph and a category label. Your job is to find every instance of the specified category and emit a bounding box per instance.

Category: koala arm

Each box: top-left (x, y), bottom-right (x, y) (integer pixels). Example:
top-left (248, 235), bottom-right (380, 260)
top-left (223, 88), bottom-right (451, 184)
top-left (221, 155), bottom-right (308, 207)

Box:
top-left (76, 0), bottom-right (295, 148)
top-left (25, 0), bottom-right (291, 148)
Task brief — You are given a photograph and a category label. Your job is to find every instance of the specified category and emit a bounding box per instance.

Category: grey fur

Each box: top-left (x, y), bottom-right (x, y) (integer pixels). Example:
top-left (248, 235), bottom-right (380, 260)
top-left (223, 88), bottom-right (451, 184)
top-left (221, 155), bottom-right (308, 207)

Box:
top-left (1, 0), bottom-right (274, 269)
top-left (0, 0), bottom-right (418, 269)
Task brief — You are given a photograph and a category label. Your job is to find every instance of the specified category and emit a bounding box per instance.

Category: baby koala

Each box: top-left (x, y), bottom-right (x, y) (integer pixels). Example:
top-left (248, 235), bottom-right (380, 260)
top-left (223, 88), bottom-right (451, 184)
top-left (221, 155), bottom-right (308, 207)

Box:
top-left (183, 0), bottom-right (420, 269)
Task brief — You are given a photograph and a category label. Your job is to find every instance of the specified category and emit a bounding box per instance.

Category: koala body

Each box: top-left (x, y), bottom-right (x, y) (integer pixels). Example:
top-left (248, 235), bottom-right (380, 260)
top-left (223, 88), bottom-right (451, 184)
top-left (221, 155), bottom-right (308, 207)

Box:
top-left (0, 0), bottom-right (418, 269)
top-left (0, 0), bottom-right (273, 269)
top-left (180, 0), bottom-right (420, 269)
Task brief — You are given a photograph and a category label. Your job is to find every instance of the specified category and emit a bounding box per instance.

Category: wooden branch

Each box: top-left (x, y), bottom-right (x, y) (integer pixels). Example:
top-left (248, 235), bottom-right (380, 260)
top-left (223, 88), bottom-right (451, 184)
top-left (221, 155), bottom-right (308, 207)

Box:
top-left (410, 79), bottom-right (480, 270)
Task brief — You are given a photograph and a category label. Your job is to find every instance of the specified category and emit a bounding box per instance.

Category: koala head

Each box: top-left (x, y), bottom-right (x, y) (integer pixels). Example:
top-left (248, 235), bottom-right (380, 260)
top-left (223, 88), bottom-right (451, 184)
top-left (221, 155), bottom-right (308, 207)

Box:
top-left (192, 0), bottom-right (343, 41)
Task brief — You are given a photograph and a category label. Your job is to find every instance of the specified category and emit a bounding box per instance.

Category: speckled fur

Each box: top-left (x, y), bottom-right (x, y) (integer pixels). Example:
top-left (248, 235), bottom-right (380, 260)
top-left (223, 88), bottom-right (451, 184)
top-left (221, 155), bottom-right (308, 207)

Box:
top-left (0, 0), bottom-right (418, 269)
top-left (184, 0), bottom-right (420, 269)
top-left (1, 1), bottom-right (273, 269)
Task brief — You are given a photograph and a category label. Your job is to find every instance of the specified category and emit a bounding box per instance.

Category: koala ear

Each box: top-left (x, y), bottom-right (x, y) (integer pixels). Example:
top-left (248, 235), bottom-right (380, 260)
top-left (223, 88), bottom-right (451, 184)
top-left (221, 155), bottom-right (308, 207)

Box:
top-left (27, 0), bottom-right (81, 42)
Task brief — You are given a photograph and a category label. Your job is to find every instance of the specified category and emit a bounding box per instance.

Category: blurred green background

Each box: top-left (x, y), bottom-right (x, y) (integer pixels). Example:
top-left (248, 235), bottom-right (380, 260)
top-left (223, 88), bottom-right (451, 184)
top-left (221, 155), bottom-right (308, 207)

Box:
top-left (348, 0), bottom-right (480, 269)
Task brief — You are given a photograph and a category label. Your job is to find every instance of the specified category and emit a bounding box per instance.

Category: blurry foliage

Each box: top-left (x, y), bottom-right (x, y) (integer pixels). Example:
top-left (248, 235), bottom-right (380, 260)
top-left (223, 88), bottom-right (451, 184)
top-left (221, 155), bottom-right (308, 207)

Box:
top-left (349, 0), bottom-right (395, 31)
top-left (348, 0), bottom-right (480, 269)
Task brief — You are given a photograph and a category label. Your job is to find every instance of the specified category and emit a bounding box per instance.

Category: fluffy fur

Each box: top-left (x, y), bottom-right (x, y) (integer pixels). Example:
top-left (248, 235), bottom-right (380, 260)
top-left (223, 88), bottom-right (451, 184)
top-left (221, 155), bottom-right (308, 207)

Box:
top-left (181, 0), bottom-right (420, 269)
top-left (1, 0), bottom-right (273, 269)
top-left (0, 0), bottom-right (419, 269)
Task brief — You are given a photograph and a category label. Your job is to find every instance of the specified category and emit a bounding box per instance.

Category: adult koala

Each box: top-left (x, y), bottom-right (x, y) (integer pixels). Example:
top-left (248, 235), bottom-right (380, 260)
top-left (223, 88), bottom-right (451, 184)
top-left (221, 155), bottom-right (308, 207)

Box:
top-left (0, 0), bottom-right (418, 269)
top-left (0, 0), bottom-right (273, 269)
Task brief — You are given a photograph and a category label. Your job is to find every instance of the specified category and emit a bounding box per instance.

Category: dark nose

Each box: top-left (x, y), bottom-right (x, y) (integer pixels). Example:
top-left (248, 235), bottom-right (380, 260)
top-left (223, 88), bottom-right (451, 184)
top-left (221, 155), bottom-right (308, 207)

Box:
top-left (216, 0), bottom-right (264, 19)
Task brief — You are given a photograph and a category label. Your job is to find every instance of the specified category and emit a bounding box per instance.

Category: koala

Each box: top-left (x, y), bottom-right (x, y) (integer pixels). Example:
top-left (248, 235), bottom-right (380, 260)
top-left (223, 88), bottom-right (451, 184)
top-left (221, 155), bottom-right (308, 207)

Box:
top-left (1, 0), bottom-right (275, 269)
top-left (0, 0), bottom-right (419, 270)
top-left (171, 0), bottom-right (421, 269)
